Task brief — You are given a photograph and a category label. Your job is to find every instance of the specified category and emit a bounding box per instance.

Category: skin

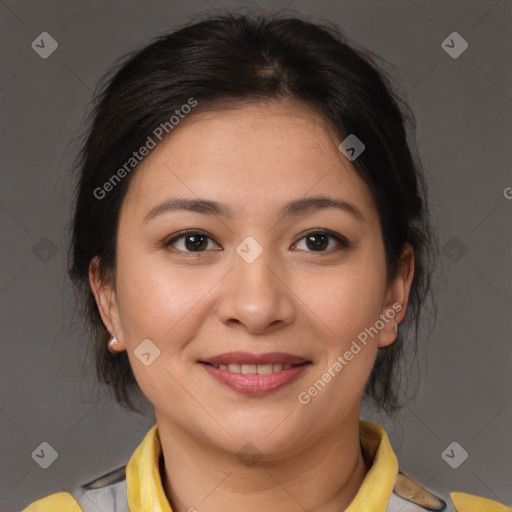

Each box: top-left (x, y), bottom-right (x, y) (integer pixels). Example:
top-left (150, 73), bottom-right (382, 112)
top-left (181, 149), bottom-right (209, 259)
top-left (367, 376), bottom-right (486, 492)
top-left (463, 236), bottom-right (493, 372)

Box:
top-left (90, 100), bottom-right (414, 512)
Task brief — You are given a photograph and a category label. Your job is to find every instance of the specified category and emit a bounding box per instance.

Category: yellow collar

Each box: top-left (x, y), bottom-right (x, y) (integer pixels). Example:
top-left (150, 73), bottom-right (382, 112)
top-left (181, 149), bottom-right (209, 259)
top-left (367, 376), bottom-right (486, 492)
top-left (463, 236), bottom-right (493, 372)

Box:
top-left (125, 418), bottom-right (398, 512)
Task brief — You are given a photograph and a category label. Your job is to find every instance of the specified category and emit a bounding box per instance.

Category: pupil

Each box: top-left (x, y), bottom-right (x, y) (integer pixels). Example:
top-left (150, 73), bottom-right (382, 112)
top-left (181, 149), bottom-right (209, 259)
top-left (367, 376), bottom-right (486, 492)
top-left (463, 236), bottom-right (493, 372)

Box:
top-left (307, 234), bottom-right (327, 250)
top-left (186, 234), bottom-right (206, 251)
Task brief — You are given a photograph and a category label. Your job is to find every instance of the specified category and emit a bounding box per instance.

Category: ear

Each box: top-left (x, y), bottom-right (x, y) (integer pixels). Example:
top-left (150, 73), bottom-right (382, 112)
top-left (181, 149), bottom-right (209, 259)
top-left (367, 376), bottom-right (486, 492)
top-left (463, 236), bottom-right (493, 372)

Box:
top-left (378, 244), bottom-right (415, 348)
top-left (88, 256), bottom-right (125, 351)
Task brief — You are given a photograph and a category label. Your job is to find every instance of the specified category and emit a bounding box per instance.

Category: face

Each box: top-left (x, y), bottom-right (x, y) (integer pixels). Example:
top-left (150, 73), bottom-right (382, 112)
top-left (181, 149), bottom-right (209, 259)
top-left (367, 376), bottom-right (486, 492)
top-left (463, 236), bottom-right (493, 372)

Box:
top-left (91, 100), bottom-right (413, 458)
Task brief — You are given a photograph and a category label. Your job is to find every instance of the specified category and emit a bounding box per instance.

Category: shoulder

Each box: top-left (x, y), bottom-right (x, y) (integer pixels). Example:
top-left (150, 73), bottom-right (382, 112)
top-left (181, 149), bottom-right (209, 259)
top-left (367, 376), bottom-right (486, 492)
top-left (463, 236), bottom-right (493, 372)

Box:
top-left (20, 491), bottom-right (82, 512)
top-left (390, 472), bottom-right (511, 512)
top-left (19, 466), bottom-right (128, 512)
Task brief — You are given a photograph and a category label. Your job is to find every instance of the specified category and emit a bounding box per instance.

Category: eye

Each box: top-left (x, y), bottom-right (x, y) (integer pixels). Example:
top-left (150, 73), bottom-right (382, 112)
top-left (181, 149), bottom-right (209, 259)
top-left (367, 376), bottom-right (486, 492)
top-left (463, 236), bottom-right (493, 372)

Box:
top-left (293, 230), bottom-right (350, 252)
top-left (164, 230), bottom-right (221, 253)
top-left (163, 229), bottom-right (350, 254)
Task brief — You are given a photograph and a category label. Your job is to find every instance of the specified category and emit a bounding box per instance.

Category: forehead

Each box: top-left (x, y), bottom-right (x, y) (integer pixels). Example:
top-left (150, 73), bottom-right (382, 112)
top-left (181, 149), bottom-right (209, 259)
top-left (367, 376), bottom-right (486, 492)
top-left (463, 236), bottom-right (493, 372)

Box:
top-left (120, 101), bottom-right (377, 222)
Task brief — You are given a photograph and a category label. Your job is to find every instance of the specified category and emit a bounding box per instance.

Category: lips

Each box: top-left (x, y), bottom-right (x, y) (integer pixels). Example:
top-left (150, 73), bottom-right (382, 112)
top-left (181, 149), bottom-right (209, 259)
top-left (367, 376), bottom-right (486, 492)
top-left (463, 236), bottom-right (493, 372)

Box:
top-left (199, 352), bottom-right (311, 395)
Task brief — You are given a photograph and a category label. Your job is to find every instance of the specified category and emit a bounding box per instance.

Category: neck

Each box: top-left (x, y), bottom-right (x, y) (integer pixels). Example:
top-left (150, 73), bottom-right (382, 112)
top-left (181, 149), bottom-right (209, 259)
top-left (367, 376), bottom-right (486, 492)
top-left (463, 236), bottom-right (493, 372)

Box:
top-left (155, 411), bottom-right (369, 512)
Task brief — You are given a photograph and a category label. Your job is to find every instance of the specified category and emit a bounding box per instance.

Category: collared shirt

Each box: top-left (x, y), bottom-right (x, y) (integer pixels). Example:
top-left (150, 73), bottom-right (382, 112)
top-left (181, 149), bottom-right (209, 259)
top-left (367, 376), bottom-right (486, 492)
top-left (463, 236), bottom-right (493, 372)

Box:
top-left (21, 419), bottom-right (510, 512)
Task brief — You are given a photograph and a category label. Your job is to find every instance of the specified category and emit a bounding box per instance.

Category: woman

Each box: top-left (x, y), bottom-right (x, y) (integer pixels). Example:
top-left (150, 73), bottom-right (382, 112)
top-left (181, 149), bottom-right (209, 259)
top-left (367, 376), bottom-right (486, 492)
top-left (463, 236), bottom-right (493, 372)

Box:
top-left (21, 12), bottom-right (509, 512)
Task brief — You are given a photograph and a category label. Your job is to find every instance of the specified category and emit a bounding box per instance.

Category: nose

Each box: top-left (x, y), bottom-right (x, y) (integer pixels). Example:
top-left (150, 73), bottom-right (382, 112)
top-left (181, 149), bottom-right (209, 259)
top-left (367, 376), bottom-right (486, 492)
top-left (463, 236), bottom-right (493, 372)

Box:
top-left (215, 243), bottom-right (296, 334)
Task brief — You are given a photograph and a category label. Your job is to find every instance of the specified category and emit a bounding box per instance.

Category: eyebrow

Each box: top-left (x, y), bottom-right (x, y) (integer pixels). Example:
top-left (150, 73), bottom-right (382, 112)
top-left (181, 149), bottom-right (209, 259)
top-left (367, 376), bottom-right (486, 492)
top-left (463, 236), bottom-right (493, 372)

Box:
top-left (142, 195), bottom-right (364, 224)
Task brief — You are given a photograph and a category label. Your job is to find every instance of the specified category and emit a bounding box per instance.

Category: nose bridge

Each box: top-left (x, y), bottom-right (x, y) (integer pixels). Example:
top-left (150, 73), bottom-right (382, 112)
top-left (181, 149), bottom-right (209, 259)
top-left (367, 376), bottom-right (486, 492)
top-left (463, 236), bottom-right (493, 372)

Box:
top-left (216, 234), bottom-right (295, 332)
top-left (234, 234), bottom-right (281, 303)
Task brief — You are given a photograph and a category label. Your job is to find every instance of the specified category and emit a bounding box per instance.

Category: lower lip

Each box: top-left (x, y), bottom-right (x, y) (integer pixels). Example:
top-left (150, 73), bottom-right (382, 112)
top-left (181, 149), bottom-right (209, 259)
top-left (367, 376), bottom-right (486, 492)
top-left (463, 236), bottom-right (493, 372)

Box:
top-left (201, 363), bottom-right (310, 395)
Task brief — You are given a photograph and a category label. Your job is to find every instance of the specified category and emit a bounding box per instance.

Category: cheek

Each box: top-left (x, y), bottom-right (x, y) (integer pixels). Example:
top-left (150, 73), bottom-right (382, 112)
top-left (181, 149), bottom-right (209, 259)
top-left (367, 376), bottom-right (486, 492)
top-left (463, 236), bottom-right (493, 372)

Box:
top-left (293, 260), bottom-right (387, 417)
top-left (113, 248), bottom-right (212, 405)
top-left (295, 254), bottom-right (388, 345)
top-left (114, 244), bottom-right (220, 349)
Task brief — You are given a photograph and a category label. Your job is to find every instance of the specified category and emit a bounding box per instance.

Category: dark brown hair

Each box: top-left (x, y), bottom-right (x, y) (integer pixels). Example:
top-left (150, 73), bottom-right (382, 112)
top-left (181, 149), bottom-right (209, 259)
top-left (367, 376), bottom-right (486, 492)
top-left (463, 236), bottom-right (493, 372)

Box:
top-left (68, 11), bottom-right (437, 414)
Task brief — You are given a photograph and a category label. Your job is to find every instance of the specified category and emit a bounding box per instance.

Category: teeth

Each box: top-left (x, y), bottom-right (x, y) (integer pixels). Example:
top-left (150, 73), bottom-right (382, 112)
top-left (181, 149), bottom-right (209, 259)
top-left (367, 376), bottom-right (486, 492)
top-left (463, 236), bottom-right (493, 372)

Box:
top-left (212, 362), bottom-right (297, 374)
top-left (240, 364), bottom-right (255, 374)
top-left (257, 363), bottom-right (274, 374)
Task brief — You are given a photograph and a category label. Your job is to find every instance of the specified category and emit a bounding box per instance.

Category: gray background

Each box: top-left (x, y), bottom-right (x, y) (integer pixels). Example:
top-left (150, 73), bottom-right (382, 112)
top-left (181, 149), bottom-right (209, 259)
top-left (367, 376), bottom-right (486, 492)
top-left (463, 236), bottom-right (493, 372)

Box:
top-left (1, 1), bottom-right (511, 511)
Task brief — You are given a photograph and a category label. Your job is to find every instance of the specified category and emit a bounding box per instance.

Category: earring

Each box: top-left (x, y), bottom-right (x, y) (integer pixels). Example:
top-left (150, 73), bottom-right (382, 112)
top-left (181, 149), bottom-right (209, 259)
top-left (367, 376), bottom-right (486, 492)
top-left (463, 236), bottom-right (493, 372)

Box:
top-left (108, 336), bottom-right (119, 353)
top-left (394, 323), bottom-right (399, 332)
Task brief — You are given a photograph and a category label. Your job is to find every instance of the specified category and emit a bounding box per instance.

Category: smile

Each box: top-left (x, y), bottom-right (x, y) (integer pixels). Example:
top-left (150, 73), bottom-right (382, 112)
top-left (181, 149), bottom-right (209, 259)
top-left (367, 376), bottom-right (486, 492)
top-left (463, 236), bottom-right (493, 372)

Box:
top-left (199, 352), bottom-right (311, 395)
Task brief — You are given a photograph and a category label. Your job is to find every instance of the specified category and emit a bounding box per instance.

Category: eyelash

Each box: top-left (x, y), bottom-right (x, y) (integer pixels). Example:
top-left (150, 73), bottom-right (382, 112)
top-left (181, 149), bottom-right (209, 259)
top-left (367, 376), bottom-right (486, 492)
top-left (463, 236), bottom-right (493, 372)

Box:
top-left (163, 229), bottom-right (350, 254)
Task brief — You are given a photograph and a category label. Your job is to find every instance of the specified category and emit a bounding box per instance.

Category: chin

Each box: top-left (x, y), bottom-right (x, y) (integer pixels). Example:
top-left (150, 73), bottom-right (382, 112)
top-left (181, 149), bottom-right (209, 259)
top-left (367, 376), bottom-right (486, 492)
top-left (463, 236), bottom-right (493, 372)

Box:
top-left (210, 408), bottom-right (309, 455)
